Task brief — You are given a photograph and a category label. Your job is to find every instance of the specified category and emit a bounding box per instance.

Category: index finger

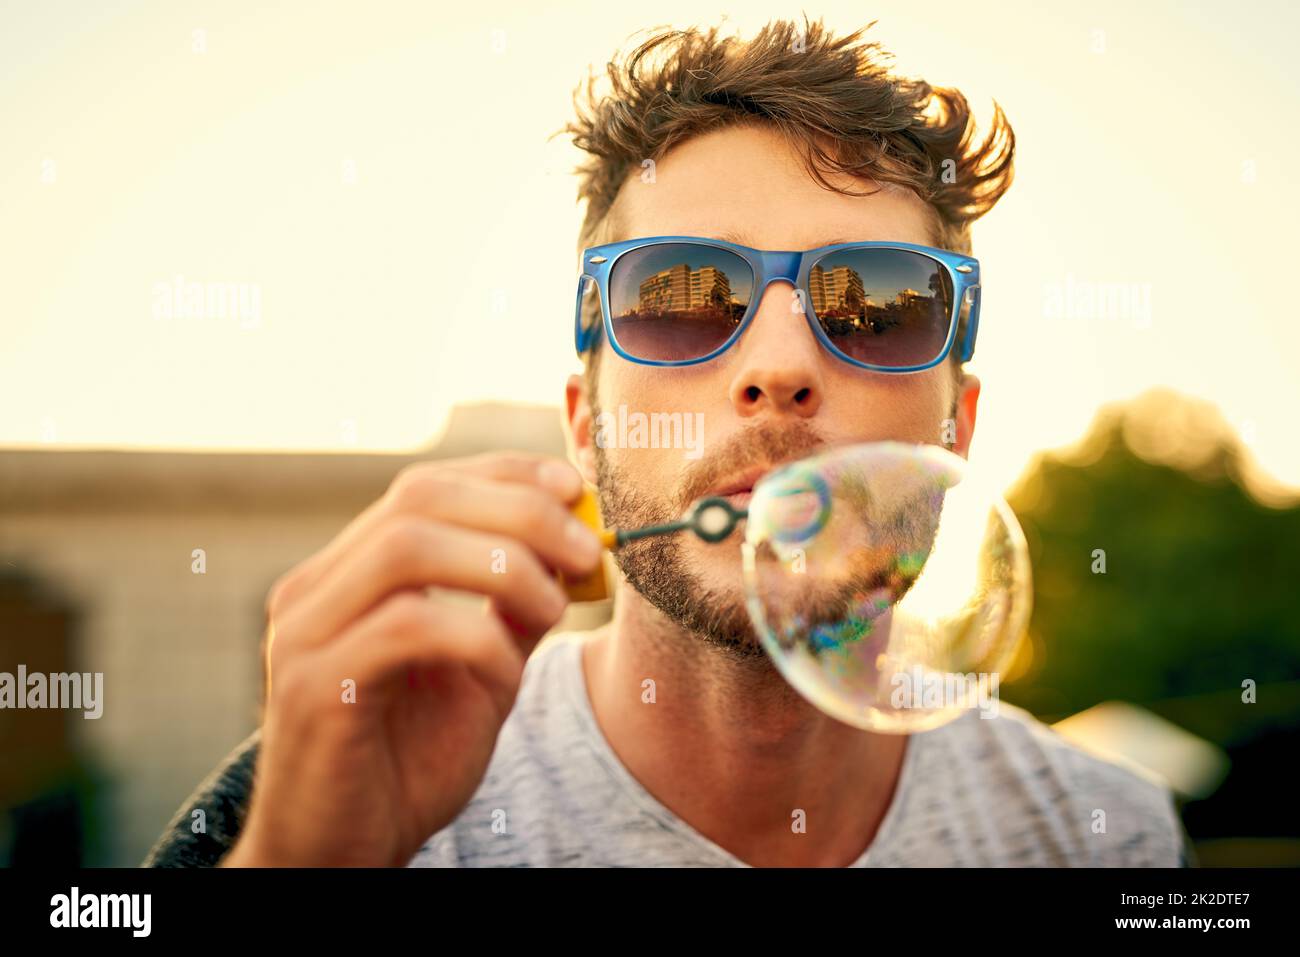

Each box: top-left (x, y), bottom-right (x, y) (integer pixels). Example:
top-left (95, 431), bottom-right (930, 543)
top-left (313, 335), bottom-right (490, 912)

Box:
top-left (266, 452), bottom-right (586, 619)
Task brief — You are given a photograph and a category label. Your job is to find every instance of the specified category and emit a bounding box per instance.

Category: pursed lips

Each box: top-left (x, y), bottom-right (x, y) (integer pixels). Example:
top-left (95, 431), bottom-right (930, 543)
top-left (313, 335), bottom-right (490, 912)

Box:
top-left (699, 443), bottom-right (833, 512)
top-left (706, 465), bottom-right (770, 509)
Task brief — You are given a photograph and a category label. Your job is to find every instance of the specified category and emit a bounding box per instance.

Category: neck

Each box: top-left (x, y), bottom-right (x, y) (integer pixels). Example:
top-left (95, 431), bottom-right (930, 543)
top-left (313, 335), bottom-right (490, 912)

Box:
top-left (581, 582), bottom-right (909, 867)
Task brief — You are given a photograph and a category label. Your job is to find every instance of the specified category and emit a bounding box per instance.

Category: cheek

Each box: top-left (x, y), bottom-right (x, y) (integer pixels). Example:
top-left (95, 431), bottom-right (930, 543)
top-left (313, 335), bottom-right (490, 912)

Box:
top-left (825, 370), bottom-right (953, 444)
top-left (599, 359), bottom-right (717, 426)
top-left (596, 365), bottom-right (710, 483)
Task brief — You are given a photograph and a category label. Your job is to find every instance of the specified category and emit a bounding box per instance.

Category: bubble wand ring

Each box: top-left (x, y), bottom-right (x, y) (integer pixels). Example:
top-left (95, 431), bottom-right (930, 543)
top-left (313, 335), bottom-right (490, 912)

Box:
top-left (612, 496), bottom-right (749, 546)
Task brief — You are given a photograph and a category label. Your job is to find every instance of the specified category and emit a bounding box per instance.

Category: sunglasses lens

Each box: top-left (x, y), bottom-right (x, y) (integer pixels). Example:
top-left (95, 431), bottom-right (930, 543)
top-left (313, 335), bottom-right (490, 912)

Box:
top-left (806, 249), bottom-right (955, 368)
top-left (607, 244), bottom-right (753, 362)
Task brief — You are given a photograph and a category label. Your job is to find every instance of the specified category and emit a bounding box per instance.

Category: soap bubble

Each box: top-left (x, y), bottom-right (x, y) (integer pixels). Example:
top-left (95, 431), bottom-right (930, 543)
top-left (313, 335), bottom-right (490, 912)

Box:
top-left (740, 441), bottom-right (1032, 732)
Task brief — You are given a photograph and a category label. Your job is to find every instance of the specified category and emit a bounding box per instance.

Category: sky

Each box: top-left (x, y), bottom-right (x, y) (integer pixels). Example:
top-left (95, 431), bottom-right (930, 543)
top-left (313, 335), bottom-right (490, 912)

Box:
top-left (3, 0), bottom-right (1298, 497)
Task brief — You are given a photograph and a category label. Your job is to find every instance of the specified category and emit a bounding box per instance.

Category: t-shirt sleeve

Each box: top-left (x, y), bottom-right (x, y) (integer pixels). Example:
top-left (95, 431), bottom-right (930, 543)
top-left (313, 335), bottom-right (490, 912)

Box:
top-left (141, 729), bottom-right (259, 867)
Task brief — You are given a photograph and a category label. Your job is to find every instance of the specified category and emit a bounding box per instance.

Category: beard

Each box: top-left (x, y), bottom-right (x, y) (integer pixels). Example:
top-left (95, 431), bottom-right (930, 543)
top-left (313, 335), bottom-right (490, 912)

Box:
top-left (591, 409), bottom-right (830, 660)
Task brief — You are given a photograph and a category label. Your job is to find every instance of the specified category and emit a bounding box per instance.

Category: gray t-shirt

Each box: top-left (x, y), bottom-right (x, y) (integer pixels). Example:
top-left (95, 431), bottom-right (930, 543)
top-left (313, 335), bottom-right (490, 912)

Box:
top-left (407, 631), bottom-right (1188, 867)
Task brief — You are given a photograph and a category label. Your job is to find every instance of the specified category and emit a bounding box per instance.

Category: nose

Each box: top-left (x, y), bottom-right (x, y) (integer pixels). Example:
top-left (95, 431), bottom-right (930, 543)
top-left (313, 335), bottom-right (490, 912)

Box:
top-left (727, 281), bottom-right (825, 419)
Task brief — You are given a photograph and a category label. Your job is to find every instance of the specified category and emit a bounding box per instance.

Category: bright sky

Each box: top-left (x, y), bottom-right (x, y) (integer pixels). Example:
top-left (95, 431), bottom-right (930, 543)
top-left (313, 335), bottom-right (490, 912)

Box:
top-left (3, 0), bottom-right (1297, 496)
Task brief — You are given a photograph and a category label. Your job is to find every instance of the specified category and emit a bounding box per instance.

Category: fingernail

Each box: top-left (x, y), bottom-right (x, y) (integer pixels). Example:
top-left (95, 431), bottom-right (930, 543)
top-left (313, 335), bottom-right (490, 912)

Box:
top-left (566, 517), bottom-right (603, 564)
top-left (540, 460), bottom-right (581, 499)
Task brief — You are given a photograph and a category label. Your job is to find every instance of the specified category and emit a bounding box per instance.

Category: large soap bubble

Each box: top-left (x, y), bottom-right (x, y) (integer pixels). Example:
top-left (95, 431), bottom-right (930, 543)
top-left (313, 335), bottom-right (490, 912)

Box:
top-left (740, 441), bottom-right (1031, 732)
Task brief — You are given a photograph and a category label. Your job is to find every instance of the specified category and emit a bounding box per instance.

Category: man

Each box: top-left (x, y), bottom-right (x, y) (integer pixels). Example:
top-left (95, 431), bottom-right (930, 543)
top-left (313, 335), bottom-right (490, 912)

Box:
top-left (148, 19), bottom-right (1188, 867)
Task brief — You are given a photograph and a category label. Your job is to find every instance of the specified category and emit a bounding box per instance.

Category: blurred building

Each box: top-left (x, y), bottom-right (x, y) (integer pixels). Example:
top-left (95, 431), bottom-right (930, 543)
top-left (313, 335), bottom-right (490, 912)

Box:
top-left (0, 403), bottom-right (612, 866)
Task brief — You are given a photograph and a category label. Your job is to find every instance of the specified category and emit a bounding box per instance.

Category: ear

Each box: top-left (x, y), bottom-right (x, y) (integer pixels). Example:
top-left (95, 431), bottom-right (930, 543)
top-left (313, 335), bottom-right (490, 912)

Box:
top-left (951, 372), bottom-right (981, 459)
top-left (564, 372), bottom-right (599, 485)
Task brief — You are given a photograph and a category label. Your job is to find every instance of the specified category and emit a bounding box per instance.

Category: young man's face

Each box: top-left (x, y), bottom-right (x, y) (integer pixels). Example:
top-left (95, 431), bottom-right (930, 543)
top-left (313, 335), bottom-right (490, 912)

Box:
top-left (567, 123), bottom-right (980, 658)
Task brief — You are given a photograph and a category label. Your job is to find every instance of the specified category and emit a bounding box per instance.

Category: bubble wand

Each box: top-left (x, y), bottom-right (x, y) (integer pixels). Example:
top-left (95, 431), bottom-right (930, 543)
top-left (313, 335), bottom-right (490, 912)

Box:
top-left (561, 476), bottom-right (832, 601)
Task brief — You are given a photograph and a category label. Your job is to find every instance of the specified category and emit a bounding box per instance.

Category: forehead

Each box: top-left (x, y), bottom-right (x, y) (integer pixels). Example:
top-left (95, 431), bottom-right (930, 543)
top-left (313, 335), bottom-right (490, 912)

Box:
top-left (607, 123), bottom-right (939, 251)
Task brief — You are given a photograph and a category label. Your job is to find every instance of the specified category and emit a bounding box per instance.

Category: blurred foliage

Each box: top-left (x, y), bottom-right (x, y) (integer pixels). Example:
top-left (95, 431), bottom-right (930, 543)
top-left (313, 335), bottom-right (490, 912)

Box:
top-left (1001, 388), bottom-right (1300, 722)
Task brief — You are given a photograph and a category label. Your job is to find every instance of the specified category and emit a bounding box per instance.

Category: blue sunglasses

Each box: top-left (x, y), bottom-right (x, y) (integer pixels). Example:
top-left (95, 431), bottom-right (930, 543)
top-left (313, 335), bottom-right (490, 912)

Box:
top-left (575, 235), bottom-right (980, 373)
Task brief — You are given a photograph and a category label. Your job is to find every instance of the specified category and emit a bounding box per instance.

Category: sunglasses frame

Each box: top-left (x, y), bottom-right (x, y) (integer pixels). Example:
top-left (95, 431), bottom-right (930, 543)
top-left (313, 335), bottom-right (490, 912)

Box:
top-left (574, 235), bottom-right (981, 373)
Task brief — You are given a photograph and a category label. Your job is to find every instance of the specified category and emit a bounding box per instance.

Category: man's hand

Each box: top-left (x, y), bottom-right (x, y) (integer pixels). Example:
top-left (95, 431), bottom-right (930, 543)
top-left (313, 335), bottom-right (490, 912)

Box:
top-left (220, 452), bottom-right (602, 867)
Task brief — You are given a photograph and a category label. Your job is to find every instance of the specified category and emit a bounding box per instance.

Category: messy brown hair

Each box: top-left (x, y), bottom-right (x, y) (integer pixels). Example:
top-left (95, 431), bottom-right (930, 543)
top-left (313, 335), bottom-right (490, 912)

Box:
top-left (563, 17), bottom-right (1015, 380)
